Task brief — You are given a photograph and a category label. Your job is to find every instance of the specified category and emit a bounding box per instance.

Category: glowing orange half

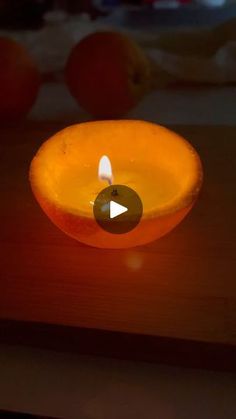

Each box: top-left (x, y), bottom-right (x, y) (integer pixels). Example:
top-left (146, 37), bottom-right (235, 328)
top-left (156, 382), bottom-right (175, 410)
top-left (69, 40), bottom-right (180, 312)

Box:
top-left (29, 120), bottom-right (203, 248)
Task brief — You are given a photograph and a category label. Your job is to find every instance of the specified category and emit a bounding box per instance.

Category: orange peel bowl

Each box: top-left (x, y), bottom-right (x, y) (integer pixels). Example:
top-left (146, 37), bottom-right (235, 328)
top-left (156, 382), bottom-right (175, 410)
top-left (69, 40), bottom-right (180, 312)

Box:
top-left (29, 120), bottom-right (203, 248)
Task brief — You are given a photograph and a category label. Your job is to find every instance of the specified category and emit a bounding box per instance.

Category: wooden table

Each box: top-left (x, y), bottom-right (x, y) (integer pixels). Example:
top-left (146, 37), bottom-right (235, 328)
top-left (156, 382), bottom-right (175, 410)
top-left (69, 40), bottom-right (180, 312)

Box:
top-left (0, 122), bottom-right (235, 370)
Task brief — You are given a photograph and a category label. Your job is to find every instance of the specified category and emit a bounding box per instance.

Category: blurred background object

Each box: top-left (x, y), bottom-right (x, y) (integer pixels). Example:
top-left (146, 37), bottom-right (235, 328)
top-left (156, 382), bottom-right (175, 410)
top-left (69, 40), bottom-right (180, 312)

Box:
top-left (1, 0), bottom-right (236, 29)
top-left (65, 31), bottom-right (152, 118)
top-left (0, 36), bottom-right (40, 121)
top-left (0, 0), bottom-right (236, 119)
top-left (0, 0), bottom-right (53, 29)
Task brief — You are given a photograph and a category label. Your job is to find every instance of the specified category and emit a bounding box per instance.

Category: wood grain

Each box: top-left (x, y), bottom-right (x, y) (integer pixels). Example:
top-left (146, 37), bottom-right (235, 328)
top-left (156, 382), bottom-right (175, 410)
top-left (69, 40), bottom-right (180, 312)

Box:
top-left (0, 122), bottom-right (236, 367)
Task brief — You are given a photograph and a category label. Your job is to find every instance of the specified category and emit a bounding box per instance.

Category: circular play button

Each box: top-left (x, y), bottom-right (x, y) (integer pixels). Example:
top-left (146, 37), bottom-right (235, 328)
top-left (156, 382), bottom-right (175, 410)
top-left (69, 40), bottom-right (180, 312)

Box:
top-left (93, 185), bottom-right (143, 234)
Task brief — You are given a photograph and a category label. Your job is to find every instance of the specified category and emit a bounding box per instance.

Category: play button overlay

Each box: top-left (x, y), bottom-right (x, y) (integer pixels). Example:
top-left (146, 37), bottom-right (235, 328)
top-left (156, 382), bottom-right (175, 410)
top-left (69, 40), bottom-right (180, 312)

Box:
top-left (93, 184), bottom-right (143, 234)
top-left (110, 201), bottom-right (128, 219)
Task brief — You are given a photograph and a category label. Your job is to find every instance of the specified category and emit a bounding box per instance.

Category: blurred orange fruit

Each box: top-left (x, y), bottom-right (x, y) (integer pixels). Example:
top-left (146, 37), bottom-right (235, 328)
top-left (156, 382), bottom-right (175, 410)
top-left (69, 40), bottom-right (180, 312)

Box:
top-left (65, 31), bottom-right (151, 118)
top-left (0, 37), bottom-right (40, 121)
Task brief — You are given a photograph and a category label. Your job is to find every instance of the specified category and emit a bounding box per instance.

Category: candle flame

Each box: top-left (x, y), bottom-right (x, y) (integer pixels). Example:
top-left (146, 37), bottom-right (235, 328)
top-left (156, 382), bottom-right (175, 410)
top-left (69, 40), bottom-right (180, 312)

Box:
top-left (98, 155), bottom-right (113, 185)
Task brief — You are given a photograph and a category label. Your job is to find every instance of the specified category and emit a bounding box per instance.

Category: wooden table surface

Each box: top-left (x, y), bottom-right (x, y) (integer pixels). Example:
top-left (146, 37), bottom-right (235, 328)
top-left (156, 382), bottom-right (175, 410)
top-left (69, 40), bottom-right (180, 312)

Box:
top-left (0, 122), bottom-right (235, 369)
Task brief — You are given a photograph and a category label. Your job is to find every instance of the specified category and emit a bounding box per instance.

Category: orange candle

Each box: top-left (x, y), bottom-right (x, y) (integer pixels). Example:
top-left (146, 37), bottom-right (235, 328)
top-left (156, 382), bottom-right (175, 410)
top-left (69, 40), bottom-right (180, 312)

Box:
top-left (29, 120), bottom-right (203, 248)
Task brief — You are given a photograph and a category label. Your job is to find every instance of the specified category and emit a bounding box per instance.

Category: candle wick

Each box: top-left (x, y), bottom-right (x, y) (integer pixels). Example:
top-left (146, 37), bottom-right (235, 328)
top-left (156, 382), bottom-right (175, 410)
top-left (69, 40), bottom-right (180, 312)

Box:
top-left (111, 188), bottom-right (118, 196)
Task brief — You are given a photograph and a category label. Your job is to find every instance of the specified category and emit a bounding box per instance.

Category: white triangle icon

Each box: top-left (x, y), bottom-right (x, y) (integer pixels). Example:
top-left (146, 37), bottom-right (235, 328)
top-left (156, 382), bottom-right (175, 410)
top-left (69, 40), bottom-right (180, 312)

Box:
top-left (110, 201), bottom-right (128, 219)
